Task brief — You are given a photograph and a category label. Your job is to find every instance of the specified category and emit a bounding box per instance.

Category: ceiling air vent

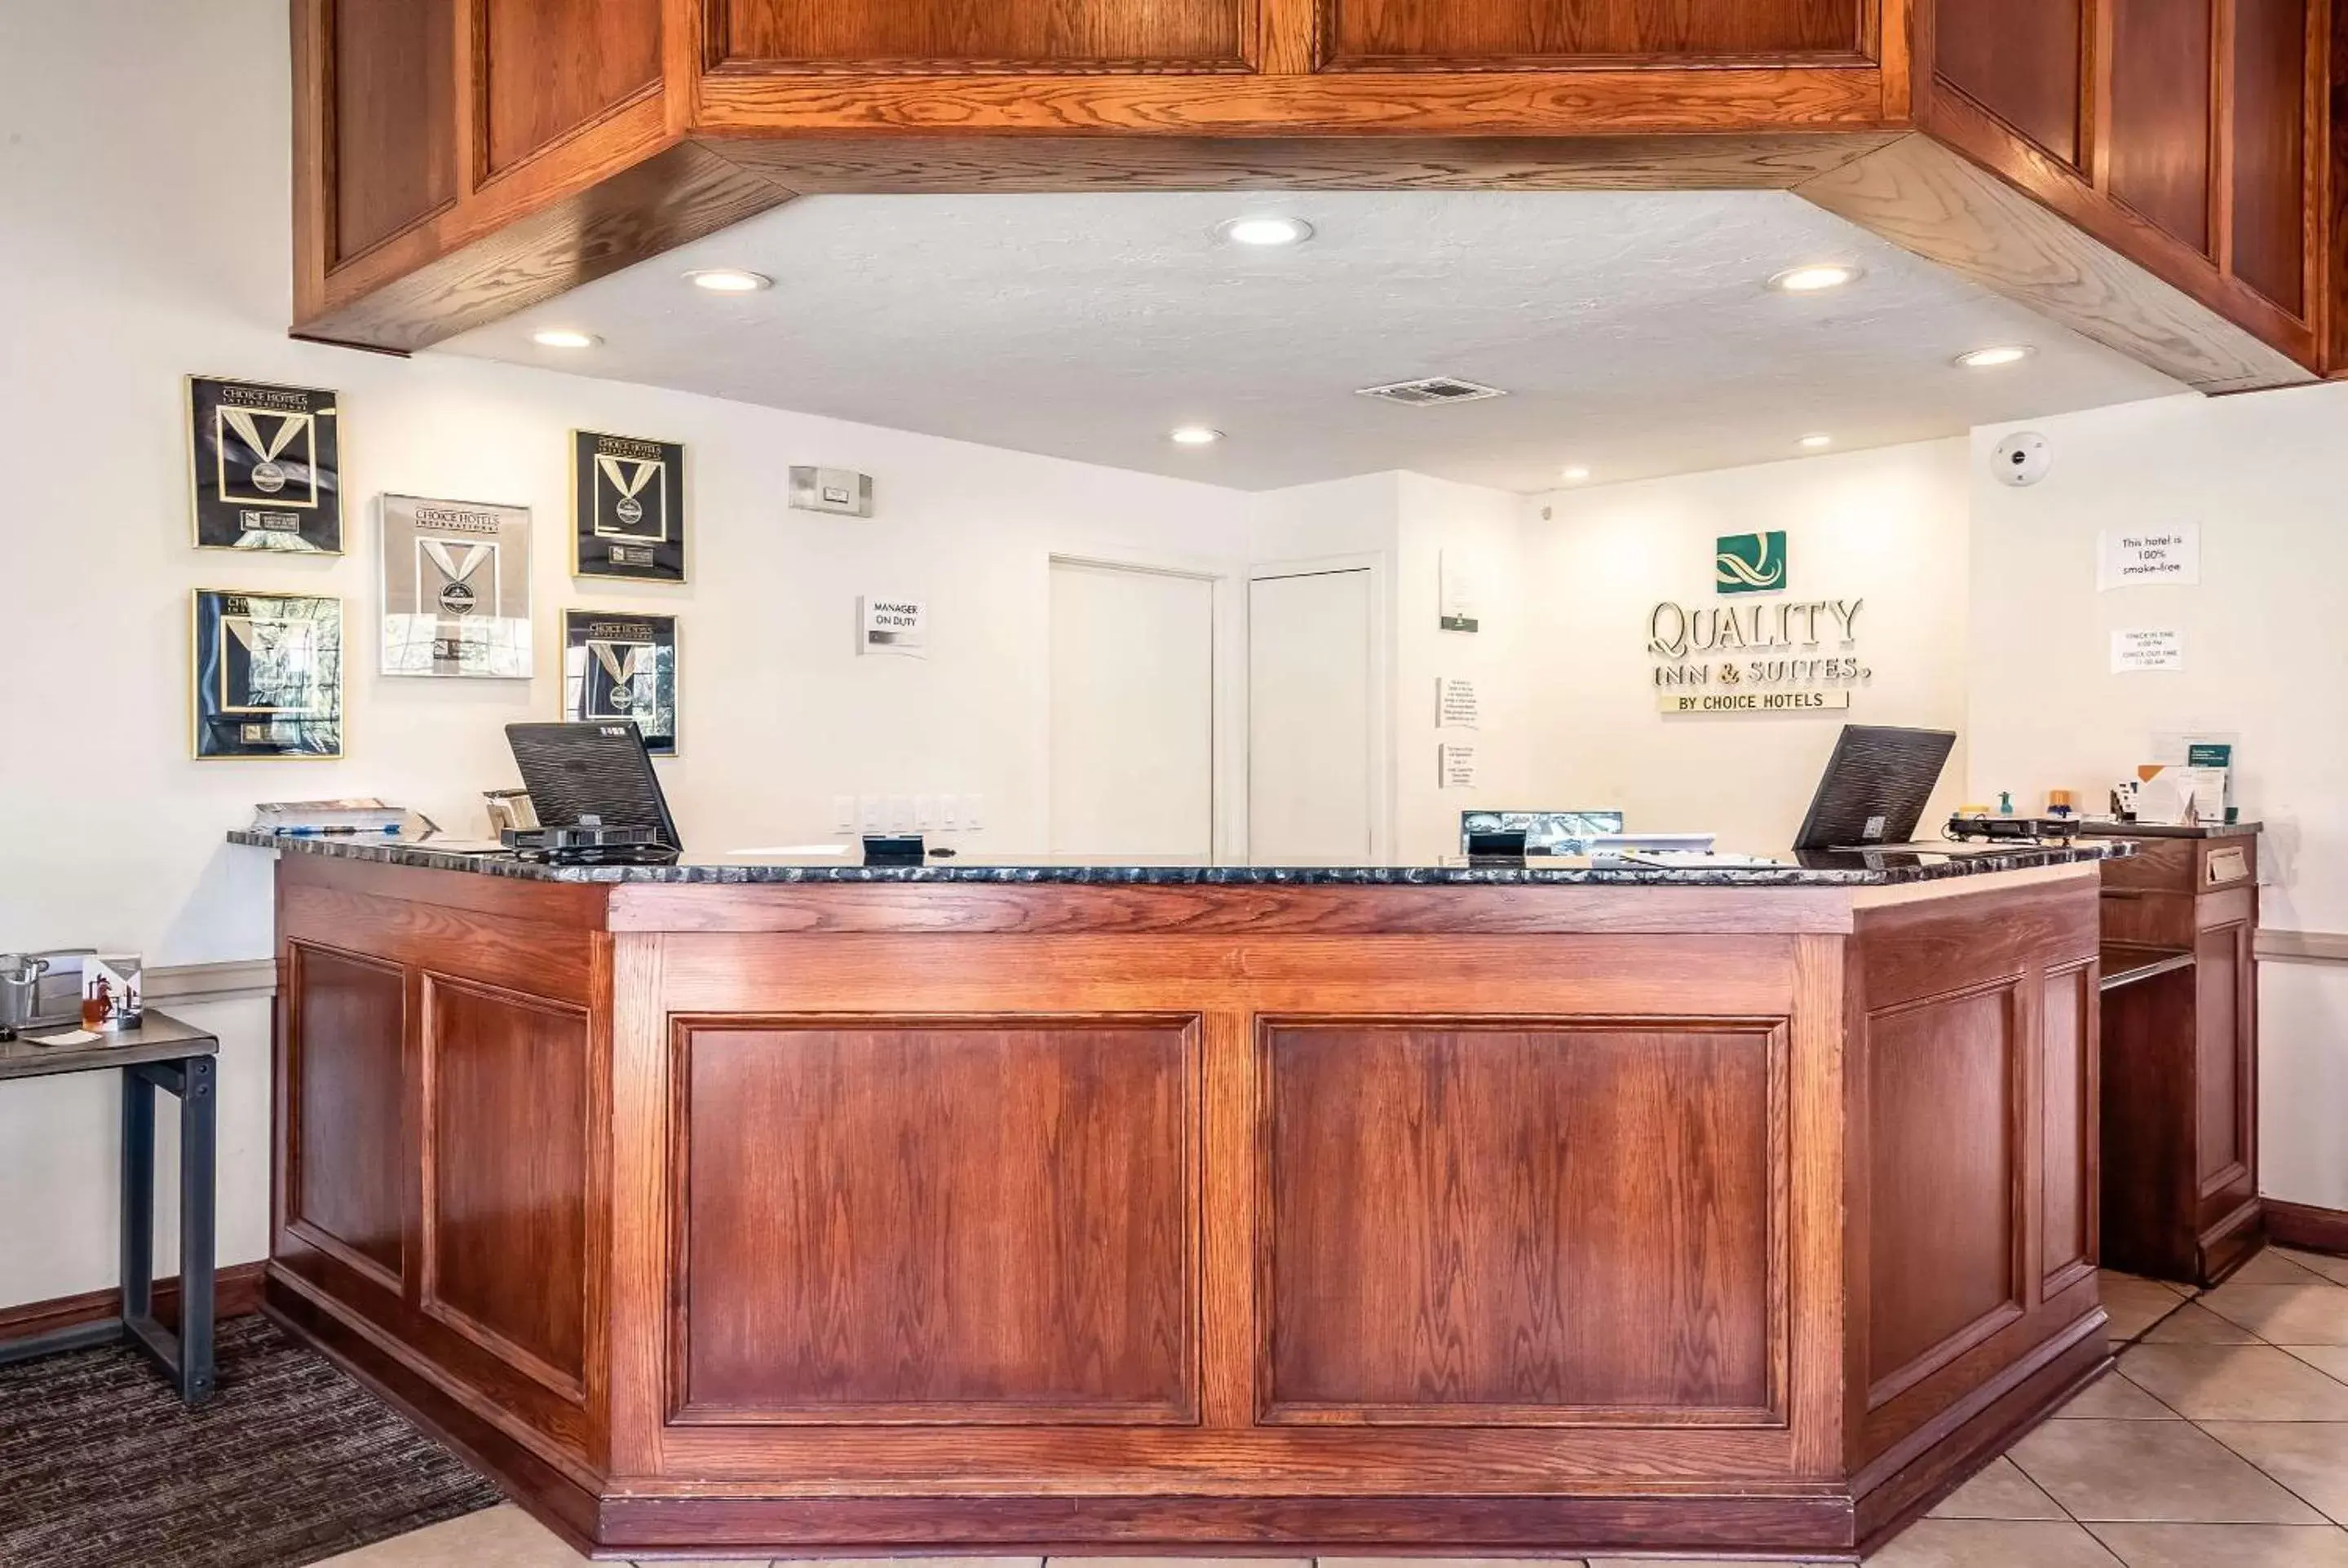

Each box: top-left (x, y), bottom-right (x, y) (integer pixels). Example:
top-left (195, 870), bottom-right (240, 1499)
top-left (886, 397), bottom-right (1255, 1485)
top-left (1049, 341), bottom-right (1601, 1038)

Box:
top-left (1355, 376), bottom-right (1509, 408)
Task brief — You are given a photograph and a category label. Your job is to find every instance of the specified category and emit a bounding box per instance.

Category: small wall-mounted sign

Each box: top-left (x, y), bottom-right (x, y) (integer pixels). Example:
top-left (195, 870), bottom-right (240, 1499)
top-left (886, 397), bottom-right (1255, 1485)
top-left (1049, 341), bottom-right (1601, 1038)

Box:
top-left (2098, 526), bottom-right (2200, 589)
top-left (1439, 550), bottom-right (1482, 633)
top-left (858, 596), bottom-right (927, 657)
top-left (1436, 675), bottom-right (1481, 730)
top-left (1439, 740), bottom-right (1479, 790)
top-left (2111, 628), bottom-right (2184, 672)
top-left (790, 466), bottom-right (875, 518)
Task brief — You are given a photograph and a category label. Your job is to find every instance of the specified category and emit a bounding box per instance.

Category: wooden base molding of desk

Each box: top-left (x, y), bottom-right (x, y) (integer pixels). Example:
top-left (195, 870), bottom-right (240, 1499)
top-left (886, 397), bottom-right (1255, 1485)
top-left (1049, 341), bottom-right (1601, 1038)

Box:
top-left (265, 854), bottom-right (2108, 1558)
top-left (0, 1262), bottom-right (265, 1345)
top-left (2266, 1199), bottom-right (2348, 1257)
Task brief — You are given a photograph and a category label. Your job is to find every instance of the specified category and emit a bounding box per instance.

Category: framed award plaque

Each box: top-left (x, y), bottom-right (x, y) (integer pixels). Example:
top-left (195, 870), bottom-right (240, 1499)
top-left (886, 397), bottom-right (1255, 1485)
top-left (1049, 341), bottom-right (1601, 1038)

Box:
top-left (572, 430), bottom-right (685, 583)
top-left (379, 494), bottom-right (533, 678)
top-left (190, 590), bottom-right (343, 759)
top-left (561, 609), bottom-right (679, 754)
top-left (188, 376), bottom-right (342, 553)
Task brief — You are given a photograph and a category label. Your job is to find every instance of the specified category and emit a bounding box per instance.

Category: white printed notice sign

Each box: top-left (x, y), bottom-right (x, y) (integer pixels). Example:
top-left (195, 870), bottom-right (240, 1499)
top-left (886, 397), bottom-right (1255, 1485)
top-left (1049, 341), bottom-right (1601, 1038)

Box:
top-left (1437, 676), bottom-right (1481, 730)
top-left (2111, 629), bottom-right (2185, 672)
top-left (2099, 526), bottom-right (2200, 590)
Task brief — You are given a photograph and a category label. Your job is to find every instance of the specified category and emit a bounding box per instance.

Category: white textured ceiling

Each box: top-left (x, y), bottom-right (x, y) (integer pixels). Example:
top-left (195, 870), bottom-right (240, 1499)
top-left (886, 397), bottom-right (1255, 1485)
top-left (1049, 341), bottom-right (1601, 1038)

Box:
top-left (439, 189), bottom-right (2183, 492)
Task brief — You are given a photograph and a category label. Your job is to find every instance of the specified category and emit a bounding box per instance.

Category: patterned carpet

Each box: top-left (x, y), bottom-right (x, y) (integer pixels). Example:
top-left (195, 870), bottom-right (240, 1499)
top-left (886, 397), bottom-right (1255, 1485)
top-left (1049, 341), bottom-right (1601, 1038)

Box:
top-left (0, 1315), bottom-right (502, 1568)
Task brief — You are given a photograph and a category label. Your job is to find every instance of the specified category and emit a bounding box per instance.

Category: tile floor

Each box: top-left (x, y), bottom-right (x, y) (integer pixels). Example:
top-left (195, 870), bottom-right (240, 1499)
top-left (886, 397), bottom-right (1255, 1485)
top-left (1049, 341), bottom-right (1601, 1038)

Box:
top-left (316, 1250), bottom-right (2348, 1568)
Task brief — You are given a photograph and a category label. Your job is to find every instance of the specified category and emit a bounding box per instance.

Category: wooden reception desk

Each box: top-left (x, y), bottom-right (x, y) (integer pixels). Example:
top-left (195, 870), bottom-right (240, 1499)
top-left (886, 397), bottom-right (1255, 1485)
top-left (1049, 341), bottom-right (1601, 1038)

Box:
top-left (238, 835), bottom-right (2120, 1561)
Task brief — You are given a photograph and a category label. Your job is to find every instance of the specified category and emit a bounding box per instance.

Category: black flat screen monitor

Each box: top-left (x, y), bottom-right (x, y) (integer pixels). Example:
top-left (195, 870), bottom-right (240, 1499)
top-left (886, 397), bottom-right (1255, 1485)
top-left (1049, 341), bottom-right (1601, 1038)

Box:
top-left (1792, 724), bottom-right (1957, 853)
top-left (505, 722), bottom-right (681, 852)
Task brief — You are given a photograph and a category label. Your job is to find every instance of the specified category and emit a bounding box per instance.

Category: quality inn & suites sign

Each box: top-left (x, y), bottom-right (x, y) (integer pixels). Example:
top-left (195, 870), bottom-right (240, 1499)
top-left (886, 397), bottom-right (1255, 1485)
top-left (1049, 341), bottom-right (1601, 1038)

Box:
top-left (1649, 533), bottom-right (1872, 714)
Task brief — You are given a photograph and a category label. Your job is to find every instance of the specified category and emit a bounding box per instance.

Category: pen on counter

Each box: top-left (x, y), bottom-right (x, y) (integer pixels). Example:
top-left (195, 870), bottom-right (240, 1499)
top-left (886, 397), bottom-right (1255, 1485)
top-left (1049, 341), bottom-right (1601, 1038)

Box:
top-left (274, 825), bottom-right (402, 837)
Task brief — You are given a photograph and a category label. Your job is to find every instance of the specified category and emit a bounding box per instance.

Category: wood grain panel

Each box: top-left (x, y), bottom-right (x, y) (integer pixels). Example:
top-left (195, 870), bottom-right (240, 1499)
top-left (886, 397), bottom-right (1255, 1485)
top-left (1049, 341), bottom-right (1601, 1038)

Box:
top-left (2195, 921), bottom-right (2246, 1187)
top-left (1265, 1021), bottom-right (1779, 1421)
top-left (718, 0), bottom-right (1246, 68)
top-left (480, 0), bottom-right (662, 178)
top-left (1858, 880), bottom-right (2098, 1010)
top-left (2098, 963), bottom-right (2196, 1279)
top-left (422, 976), bottom-right (591, 1398)
top-left (2109, 0), bottom-right (2216, 254)
top-left (610, 879), bottom-right (1855, 936)
top-left (1796, 130), bottom-right (2312, 392)
top-left (1324, 0), bottom-right (1862, 68)
top-left (701, 128), bottom-right (1900, 193)
top-left (677, 1019), bottom-right (1196, 1422)
top-left (329, 0), bottom-right (456, 263)
top-left (1930, 0), bottom-right (2083, 166)
top-left (656, 932), bottom-right (1801, 1021)
top-left (2228, 0), bottom-right (2310, 312)
top-left (1865, 984), bottom-right (2019, 1404)
top-left (280, 882), bottom-right (597, 1006)
top-left (287, 943), bottom-right (408, 1283)
top-left (2041, 962), bottom-right (2094, 1287)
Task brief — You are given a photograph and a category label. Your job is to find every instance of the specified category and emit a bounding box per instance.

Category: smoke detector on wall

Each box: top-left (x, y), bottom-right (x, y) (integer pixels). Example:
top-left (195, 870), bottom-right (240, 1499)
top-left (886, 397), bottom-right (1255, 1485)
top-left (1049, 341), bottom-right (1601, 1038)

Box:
top-left (1992, 431), bottom-right (2051, 488)
top-left (1355, 376), bottom-right (1510, 407)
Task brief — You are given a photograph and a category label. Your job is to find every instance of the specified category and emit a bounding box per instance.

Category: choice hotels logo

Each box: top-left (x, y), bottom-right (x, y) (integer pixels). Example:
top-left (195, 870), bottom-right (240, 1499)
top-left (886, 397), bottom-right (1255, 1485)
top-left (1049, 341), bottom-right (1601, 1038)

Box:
top-left (1715, 531), bottom-right (1787, 595)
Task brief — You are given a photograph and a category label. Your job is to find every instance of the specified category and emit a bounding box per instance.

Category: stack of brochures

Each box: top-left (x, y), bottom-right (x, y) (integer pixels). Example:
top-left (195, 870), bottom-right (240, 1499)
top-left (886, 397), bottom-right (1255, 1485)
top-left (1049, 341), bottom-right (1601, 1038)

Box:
top-left (251, 798), bottom-right (420, 836)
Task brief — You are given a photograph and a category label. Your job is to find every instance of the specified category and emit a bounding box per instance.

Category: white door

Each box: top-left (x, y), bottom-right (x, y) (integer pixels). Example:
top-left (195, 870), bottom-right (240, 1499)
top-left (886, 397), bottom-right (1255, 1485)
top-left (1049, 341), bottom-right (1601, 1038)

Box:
top-left (1249, 567), bottom-right (1377, 864)
top-left (1048, 559), bottom-right (1217, 858)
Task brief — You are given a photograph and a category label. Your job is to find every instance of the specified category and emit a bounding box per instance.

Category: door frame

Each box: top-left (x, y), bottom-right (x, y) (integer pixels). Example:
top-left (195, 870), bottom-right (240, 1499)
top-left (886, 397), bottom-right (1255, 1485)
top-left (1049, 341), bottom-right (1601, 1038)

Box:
top-left (1046, 551), bottom-right (1244, 863)
top-left (1245, 552), bottom-right (1395, 866)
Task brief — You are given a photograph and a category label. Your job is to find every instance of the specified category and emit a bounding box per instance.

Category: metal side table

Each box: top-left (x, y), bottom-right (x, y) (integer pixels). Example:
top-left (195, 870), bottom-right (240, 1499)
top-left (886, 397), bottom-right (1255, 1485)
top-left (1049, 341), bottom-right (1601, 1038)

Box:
top-left (0, 1009), bottom-right (219, 1404)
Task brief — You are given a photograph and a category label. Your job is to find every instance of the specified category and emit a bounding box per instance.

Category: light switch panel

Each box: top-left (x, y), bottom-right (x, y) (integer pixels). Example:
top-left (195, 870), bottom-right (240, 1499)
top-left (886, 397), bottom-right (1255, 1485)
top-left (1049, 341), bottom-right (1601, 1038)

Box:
top-left (833, 796), bottom-right (858, 834)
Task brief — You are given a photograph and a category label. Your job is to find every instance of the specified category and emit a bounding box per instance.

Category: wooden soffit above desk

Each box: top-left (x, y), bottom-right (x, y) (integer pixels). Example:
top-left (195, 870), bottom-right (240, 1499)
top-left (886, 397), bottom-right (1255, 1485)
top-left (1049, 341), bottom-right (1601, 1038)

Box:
top-left (290, 0), bottom-right (2340, 390)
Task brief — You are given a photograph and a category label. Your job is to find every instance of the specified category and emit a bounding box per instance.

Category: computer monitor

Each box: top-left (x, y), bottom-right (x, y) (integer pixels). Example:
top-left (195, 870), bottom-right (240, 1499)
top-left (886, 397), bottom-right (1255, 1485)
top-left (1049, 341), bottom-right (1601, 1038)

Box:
top-left (1791, 724), bottom-right (1957, 853)
top-left (505, 722), bottom-right (682, 852)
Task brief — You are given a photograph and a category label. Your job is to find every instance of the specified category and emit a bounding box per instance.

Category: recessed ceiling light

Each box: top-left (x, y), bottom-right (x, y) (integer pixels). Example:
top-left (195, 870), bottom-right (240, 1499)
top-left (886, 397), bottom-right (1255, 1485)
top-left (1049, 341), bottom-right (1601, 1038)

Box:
top-left (685, 268), bottom-right (773, 294)
top-left (1169, 426), bottom-right (1224, 447)
top-left (1559, 466), bottom-right (1592, 483)
top-left (1797, 433), bottom-right (1834, 449)
top-left (531, 328), bottom-right (599, 349)
top-left (1956, 344), bottom-right (2035, 369)
top-left (1217, 216), bottom-right (1314, 248)
top-left (1768, 263), bottom-right (1863, 294)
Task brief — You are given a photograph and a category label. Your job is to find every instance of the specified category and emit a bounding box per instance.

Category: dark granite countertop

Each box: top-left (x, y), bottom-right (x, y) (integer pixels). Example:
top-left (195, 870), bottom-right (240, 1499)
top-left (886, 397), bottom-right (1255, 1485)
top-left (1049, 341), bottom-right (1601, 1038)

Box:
top-left (228, 830), bottom-right (2130, 888)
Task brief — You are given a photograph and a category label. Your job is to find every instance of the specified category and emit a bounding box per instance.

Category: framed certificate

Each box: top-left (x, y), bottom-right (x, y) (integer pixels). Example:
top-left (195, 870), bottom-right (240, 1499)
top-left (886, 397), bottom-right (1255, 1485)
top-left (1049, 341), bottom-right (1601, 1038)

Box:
top-left (188, 376), bottom-right (342, 553)
top-left (380, 494), bottom-right (533, 678)
top-left (562, 609), bottom-right (679, 755)
top-left (572, 430), bottom-right (686, 583)
top-left (190, 590), bottom-right (343, 758)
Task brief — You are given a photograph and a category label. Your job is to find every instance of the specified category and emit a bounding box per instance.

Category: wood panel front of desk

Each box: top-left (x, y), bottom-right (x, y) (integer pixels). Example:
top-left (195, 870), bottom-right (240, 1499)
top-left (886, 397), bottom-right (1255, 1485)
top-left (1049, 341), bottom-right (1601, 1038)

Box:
top-left (266, 855), bottom-right (2105, 1559)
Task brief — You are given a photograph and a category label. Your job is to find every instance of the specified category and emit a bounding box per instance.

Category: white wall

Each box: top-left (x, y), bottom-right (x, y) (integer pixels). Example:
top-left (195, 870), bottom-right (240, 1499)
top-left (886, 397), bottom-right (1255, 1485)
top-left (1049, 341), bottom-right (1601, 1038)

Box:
top-left (1523, 442), bottom-right (1975, 855)
top-left (1969, 387), bottom-right (2348, 1210)
top-left (0, 0), bottom-right (1257, 1309)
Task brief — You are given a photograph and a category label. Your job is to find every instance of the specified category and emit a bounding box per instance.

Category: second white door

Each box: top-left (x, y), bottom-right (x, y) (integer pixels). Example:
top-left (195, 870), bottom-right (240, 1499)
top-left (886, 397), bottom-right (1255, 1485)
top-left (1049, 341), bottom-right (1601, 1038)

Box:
top-left (1047, 559), bottom-right (1217, 859)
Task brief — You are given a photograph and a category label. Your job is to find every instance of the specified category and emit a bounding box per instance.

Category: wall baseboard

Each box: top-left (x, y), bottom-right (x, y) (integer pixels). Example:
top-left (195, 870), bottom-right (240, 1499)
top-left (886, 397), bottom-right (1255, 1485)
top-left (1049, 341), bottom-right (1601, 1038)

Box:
top-left (2266, 1199), bottom-right (2348, 1258)
top-left (0, 1261), bottom-right (268, 1342)
top-left (146, 956), bottom-right (277, 1006)
top-left (2257, 930), bottom-right (2348, 965)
